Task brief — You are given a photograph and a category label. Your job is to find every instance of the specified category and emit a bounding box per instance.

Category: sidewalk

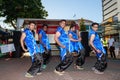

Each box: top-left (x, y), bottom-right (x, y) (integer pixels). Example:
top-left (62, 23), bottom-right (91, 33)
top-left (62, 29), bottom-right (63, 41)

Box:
top-left (0, 56), bottom-right (120, 80)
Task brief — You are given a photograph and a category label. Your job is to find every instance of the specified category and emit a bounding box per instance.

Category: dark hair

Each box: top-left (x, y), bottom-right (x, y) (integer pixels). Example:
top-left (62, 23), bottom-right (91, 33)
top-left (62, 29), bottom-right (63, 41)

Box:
top-left (59, 19), bottom-right (66, 23)
top-left (91, 23), bottom-right (99, 27)
top-left (70, 24), bottom-right (76, 29)
top-left (29, 21), bottom-right (36, 25)
top-left (32, 30), bottom-right (35, 37)
top-left (42, 24), bottom-right (48, 28)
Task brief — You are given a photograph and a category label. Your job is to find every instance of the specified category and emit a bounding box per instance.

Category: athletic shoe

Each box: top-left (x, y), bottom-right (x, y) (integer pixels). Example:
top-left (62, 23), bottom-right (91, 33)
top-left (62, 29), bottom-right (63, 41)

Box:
top-left (94, 69), bottom-right (104, 74)
top-left (37, 72), bottom-right (42, 75)
top-left (75, 65), bottom-right (84, 70)
top-left (61, 71), bottom-right (65, 73)
top-left (42, 65), bottom-right (47, 69)
top-left (25, 73), bottom-right (34, 78)
top-left (54, 70), bottom-right (63, 76)
top-left (91, 67), bottom-right (96, 71)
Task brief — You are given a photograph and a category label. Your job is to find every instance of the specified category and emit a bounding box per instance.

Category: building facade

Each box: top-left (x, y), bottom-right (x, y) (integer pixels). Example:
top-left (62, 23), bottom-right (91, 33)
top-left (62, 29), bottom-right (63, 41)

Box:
top-left (102, 0), bottom-right (120, 41)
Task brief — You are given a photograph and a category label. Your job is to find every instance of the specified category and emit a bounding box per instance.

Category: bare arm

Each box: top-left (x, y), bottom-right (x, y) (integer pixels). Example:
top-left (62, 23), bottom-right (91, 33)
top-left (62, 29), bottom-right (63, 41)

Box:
top-left (77, 30), bottom-right (82, 41)
top-left (89, 34), bottom-right (101, 53)
top-left (20, 32), bottom-right (28, 52)
top-left (54, 32), bottom-right (65, 48)
top-left (69, 33), bottom-right (79, 42)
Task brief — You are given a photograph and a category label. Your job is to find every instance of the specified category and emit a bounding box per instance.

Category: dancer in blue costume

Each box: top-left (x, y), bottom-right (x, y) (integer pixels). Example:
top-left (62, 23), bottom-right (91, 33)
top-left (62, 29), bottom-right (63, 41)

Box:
top-left (89, 23), bottom-right (107, 74)
top-left (68, 24), bottom-right (85, 70)
top-left (54, 20), bottom-right (73, 75)
top-left (38, 24), bottom-right (51, 69)
top-left (20, 22), bottom-right (43, 77)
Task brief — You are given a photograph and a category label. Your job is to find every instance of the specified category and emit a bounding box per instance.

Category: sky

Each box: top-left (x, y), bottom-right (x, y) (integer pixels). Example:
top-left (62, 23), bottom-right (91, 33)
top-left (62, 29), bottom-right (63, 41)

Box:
top-left (0, 0), bottom-right (102, 29)
top-left (41, 0), bottom-right (103, 23)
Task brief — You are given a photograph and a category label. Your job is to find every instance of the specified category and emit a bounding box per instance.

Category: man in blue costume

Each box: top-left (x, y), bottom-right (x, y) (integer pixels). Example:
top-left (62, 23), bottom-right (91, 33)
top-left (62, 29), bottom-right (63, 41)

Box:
top-left (20, 22), bottom-right (43, 78)
top-left (89, 23), bottom-right (107, 74)
top-left (38, 24), bottom-right (51, 69)
top-left (54, 20), bottom-right (73, 75)
top-left (68, 24), bottom-right (85, 70)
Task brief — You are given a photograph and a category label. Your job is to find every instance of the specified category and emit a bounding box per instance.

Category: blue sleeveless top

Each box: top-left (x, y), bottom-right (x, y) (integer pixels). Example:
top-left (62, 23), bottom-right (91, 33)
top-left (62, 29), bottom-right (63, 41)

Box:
top-left (57, 27), bottom-right (69, 46)
top-left (89, 29), bottom-right (106, 54)
top-left (68, 30), bottom-right (78, 45)
top-left (38, 29), bottom-right (51, 53)
top-left (68, 30), bottom-right (83, 52)
top-left (23, 28), bottom-right (40, 56)
top-left (56, 26), bottom-right (73, 60)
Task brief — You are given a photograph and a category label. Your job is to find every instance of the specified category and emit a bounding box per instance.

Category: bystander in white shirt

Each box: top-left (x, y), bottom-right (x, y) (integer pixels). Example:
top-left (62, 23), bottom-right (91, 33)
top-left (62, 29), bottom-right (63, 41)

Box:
top-left (108, 38), bottom-right (114, 48)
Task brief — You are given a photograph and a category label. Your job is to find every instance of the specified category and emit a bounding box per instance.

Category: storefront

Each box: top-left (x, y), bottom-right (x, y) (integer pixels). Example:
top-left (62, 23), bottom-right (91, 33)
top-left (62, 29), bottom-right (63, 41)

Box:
top-left (102, 16), bottom-right (120, 41)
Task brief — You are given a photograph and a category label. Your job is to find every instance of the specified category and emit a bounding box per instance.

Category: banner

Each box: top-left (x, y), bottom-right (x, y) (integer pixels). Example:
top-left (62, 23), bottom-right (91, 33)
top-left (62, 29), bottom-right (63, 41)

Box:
top-left (0, 44), bottom-right (16, 54)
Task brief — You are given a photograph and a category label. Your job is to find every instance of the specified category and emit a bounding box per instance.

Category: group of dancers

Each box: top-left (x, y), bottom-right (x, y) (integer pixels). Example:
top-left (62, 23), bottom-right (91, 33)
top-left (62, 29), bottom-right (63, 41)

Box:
top-left (20, 20), bottom-right (107, 78)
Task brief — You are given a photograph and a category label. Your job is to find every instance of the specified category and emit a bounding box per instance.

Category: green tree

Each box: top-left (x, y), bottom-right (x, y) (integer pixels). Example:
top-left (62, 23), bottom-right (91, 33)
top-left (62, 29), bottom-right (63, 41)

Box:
top-left (0, 0), bottom-right (48, 29)
top-left (80, 18), bottom-right (86, 31)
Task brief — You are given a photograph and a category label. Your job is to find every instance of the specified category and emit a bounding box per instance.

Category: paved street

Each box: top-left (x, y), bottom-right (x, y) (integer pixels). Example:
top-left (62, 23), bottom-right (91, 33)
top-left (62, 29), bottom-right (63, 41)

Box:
top-left (0, 56), bottom-right (120, 80)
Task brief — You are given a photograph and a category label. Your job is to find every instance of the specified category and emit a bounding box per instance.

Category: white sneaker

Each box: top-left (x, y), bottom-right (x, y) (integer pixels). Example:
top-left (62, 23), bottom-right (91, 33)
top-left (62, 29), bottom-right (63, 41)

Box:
top-left (91, 67), bottom-right (96, 71)
top-left (75, 65), bottom-right (84, 70)
top-left (37, 72), bottom-right (42, 75)
top-left (61, 71), bottom-right (65, 73)
top-left (25, 73), bottom-right (34, 78)
top-left (94, 69), bottom-right (104, 74)
top-left (54, 70), bottom-right (63, 76)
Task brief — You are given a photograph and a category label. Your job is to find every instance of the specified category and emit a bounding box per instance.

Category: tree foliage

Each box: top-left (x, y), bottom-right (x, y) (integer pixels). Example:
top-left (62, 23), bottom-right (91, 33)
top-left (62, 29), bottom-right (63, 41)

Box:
top-left (0, 0), bottom-right (48, 29)
top-left (79, 18), bottom-right (86, 31)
